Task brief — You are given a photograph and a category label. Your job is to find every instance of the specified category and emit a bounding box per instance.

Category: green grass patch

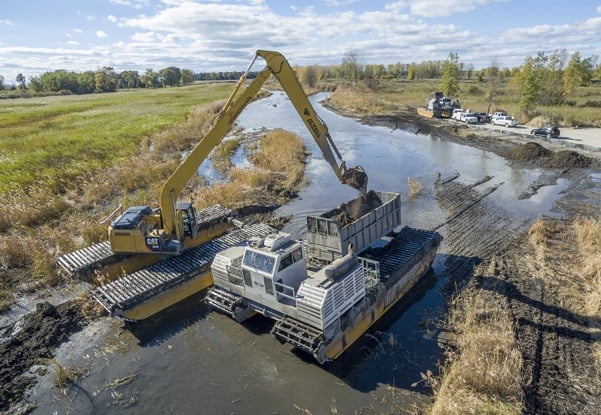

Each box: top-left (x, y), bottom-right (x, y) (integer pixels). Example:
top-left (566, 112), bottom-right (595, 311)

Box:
top-left (0, 84), bottom-right (233, 195)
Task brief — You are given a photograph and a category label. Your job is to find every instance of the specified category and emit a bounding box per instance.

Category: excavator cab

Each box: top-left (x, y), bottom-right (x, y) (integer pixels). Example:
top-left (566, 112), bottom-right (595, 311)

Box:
top-left (109, 203), bottom-right (197, 255)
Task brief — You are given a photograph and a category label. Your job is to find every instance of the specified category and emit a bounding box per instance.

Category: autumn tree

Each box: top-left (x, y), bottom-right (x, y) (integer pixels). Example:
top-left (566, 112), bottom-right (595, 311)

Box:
top-left (515, 55), bottom-right (541, 113)
top-left (564, 51), bottom-right (597, 94)
top-left (77, 71), bottom-right (96, 93)
top-left (141, 68), bottom-right (159, 88)
top-left (407, 64), bottom-right (416, 80)
top-left (298, 65), bottom-right (317, 88)
top-left (180, 69), bottom-right (194, 85)
top-left (159, 67), bottom-right (181, 87)
top-left (119, 70), bottom-right (140, 89)
top-left (485, 57), bottom-right (500, 114)
top-left (538, 49), bottom-right (567, 105)
top-left (440, 52), bottom-right (460, 97)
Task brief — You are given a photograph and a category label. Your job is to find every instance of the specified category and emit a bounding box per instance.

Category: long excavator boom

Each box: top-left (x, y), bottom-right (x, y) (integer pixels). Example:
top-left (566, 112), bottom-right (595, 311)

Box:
top-left (109, 50), bottom-right (367, 256)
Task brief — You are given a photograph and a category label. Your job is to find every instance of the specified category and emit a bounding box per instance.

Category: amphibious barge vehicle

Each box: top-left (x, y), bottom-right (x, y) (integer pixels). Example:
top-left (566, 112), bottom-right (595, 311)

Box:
top-left (206, 191), bottom-right (442, 364)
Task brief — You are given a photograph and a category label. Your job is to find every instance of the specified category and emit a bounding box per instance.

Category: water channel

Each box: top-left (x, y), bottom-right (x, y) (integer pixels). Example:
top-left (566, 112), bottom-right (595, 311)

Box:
top-left (28, 92), bottom-right (568, 414)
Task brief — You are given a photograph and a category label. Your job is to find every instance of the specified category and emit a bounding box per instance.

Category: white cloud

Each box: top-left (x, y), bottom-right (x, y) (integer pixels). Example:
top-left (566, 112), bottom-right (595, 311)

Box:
top-left (96, 30), bottom-right (108, 38)
top-left (0, 19), bottom-right (14, 26)
top-left (110, 0), bottom-right (149, 8)
top-left (407, 0), bottom-right (507, 18)
top-left (108, 15), bottom-right (118, 23)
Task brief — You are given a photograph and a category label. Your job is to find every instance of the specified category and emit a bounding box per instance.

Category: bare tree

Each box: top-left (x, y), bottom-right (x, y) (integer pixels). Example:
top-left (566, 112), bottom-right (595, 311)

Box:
top-left (342, 50), bottom-right (362, 86)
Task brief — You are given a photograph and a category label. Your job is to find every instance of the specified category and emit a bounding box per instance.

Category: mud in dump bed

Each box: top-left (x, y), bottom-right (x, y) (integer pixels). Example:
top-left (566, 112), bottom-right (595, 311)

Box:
top-left (305, 190), bottom-right (402, 262)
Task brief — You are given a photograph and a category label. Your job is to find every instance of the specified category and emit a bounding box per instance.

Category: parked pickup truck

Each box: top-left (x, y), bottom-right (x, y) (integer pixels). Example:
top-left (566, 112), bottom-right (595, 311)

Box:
top-left (491, 115), bottom-right (518, 127)
top-left (490, 111), bottom-right (508, 122)
top-left (460, 111), bottom-right (478, 124)
top-left (451, 109), bottom-right (464, 121)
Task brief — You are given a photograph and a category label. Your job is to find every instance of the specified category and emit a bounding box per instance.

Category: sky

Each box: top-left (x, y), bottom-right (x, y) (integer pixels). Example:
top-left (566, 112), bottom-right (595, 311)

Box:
top-left (1, 0), bottom-right (601, 84)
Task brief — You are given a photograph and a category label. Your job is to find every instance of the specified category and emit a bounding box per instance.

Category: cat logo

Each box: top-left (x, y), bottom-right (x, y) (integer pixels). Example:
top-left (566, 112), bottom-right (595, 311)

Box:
top-left (146, 237), bottom-right (159, 246)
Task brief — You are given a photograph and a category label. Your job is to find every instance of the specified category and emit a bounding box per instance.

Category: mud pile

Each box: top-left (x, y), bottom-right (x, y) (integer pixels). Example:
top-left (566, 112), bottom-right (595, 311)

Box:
top-left (330, 190), bottom-right (383, 226)
top-left (505, 142), bottom-right (552, 161)
top-left (505, 142), bottom-right (592, 168)
top-left (0, 299), bottom-right (101, 412)
top-left (544, 150), bottom-right (591, 168)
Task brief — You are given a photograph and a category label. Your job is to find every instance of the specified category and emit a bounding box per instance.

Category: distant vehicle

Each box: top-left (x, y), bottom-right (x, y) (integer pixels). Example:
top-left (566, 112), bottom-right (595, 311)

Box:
top-left (461, 111), bottom-right (478, 124)
top-left (472, 112), bottom-right (491, 123)
top-left (491, 116), bottom-right (518, 127)
top-left (452, 108), bottom-right (464, 121)
top-left (490, 111), bottom-right (508, 122)
top-left (531, 126), bottom-right (560, 138)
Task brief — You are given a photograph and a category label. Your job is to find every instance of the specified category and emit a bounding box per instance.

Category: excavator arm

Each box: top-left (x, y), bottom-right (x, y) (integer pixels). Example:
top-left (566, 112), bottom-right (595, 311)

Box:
top-left (160, 50), bottom-right (367, 241)
top-left (109, 50), bottom-right (368, 254)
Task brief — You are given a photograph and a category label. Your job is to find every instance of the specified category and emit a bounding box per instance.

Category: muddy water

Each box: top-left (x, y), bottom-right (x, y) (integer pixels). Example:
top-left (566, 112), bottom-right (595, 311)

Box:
top-left (27, 92), bottom-right (568, 414)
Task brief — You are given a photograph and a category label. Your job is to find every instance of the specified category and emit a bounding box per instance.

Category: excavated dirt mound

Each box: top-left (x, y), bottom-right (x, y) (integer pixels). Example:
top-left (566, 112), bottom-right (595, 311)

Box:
top-left (544, 150), bottom-right (592, 168)
top-left (504, 142), bottom-right (593, 168)
top-left (505, 142), bottom-right (552, 162)
top-left (526, 115), bottom-right (556, 128)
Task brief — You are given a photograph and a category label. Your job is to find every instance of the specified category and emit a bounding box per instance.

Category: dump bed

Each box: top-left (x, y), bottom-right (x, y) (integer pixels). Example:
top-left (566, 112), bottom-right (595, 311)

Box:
top-left (305, 190), bottom-right (401, 261)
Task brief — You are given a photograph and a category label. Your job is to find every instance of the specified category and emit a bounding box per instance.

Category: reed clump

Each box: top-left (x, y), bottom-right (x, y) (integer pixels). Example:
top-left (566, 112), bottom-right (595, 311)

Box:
top-left (431, 286), bottom-right (524, 415)
top-left (193, 129), bottom-right (305, 210)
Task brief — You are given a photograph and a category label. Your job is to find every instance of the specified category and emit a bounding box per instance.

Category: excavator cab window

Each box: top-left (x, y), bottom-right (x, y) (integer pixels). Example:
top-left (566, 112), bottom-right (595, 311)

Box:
top-left (177, 202), bottom-right (196, 237)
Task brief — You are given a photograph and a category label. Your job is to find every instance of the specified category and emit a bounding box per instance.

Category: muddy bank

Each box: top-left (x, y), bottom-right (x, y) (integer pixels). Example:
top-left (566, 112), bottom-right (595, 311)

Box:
top-left (324, 101), bottom-right (601, 169)
top-left (0, 298), bottom-right (103, 412)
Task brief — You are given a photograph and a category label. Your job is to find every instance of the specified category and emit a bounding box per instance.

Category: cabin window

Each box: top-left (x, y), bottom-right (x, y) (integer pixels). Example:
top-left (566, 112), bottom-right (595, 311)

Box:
top-left (243, 250), bottom-right (276, 275)
top-left (278, 254), bottom-right (293, 271)
top-left (264, 277), bottom-right (274, 295)
top-left (243, 269), bottom-right (252, 287)
top-left (292, 247), bottom-right (303, 262)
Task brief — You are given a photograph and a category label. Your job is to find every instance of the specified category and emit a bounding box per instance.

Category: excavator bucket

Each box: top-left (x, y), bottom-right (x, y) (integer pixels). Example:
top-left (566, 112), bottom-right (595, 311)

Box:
top-left (343, 166), bottom-right (368, 195)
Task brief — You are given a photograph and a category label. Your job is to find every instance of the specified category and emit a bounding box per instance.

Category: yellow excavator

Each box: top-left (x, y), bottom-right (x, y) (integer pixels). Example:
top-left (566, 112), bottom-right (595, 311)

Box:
top-left (108, 50), bottom-right (367, 256)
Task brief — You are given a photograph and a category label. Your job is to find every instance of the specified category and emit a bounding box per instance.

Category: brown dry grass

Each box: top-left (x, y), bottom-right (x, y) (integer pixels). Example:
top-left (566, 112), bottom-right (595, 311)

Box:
top-left (328, 84), bottom-right (391, 115)
top-left (431, 279), bottom-right (524, 415)
top-left (407, 177), bottom-right (423, 200)
top-left (193, 129), bottom-right (305, 210)
top-left (573, 216), bottom-right (601, 370)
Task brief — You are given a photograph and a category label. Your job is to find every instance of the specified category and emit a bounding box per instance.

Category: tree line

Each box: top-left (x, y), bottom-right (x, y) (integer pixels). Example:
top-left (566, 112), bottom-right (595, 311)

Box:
top-left (1, 49), bottom-right (599, 108)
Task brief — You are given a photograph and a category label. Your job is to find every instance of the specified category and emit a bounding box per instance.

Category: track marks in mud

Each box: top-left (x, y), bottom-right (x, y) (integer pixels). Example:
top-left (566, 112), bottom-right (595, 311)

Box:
top-left (434, 174), bottom-right (526, 287)
top-left (494, 230), bottom-right (601, 415)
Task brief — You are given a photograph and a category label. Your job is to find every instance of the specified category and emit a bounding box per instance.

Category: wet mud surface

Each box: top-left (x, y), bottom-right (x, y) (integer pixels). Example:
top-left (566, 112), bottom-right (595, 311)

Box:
top-left (3, 98), bottom-right (601, 414)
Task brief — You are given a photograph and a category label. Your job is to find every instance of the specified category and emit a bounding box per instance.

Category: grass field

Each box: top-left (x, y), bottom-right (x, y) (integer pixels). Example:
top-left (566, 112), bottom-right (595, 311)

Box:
top-left (0, 83), bottom-right (234, 196)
